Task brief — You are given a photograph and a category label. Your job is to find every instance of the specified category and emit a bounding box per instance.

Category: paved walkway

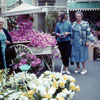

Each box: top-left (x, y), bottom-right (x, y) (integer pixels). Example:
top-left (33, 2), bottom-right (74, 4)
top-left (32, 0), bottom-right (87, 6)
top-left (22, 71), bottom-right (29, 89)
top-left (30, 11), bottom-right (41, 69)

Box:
top-left (54, 59), bottom-right (100, 100)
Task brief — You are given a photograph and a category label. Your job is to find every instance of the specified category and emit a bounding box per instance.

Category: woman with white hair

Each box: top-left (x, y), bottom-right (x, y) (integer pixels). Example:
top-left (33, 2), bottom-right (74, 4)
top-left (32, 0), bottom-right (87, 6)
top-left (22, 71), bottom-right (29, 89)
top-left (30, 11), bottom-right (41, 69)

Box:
top-left (0, 17), bottom-right (13, 73)
top-left (71, 11), bottom-right (91, 74)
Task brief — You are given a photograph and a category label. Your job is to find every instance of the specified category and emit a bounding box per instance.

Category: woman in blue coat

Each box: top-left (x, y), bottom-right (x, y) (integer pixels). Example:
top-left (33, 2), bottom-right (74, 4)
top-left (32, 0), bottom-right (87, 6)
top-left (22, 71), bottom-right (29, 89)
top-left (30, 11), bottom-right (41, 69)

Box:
top-left (55, 13), bottom-right (72, 74)
top-left (71, 11), bottom-right (91, 74)
top-left (0, 17), bottom-right (13, 73)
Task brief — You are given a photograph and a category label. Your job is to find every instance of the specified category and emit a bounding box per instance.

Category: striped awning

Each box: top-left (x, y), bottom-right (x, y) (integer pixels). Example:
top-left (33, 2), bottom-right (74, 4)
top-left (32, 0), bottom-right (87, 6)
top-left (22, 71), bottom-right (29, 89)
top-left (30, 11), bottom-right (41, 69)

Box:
top-left (68, 2), bottom-right (100, 11)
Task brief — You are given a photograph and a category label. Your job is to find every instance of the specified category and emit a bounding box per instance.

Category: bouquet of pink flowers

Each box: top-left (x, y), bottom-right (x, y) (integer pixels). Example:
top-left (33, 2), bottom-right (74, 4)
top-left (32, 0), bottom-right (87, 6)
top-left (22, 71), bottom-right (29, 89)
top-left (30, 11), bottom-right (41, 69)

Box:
top-left (13, 53), bottom-right (42, 74)
top-left (9, 15), bottom-right (57, 48)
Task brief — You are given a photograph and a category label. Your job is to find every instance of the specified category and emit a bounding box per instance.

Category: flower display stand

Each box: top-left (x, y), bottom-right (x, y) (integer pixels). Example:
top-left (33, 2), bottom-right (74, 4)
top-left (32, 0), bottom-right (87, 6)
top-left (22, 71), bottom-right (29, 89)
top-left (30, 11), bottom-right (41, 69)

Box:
top-left (12, 44), bottom-right (55, 72)
top-left (30, 46), bottom-right (54, 55)
top-left (30, 46), bottom-right (55, 71)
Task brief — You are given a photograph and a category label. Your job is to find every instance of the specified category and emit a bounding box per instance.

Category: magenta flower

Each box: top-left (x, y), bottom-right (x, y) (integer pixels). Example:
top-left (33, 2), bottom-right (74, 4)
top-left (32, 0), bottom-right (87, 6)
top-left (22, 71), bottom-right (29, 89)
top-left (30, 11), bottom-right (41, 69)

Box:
top-left (20, 59), bottom-right (27, 64)
top-left (30, 61), bottom-right (37, 67)
top-left (9, 15), bottom-right (57, 48)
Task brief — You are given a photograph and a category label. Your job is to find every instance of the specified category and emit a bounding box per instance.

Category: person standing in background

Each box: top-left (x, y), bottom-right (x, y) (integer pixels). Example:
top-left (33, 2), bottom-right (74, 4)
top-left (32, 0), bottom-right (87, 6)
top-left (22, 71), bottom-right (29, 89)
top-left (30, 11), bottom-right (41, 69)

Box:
top-left (0, 17), bottom-right (13, 74)
top-left (55, 13), bottom-right (72, 74)
top-left (71, 11), bottom-right (91, 74)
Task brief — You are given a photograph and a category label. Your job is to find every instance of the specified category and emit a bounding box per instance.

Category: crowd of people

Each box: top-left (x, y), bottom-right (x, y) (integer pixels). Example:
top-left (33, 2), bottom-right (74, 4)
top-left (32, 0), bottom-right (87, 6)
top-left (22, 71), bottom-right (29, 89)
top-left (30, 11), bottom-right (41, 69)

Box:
top-left (0, 11), bottom-right (96, 75)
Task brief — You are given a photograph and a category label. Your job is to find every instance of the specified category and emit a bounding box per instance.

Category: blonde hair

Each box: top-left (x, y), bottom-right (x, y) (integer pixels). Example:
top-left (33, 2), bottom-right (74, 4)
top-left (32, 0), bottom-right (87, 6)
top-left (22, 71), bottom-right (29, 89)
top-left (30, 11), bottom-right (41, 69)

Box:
top-left (0, 17), bottom-right (5, 23)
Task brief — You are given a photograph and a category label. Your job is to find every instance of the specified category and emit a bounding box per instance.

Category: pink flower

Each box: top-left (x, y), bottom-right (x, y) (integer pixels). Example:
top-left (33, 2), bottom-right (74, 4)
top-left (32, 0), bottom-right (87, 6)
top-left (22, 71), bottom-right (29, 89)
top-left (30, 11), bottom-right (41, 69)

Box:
top-left (30, 61), bottom-right (37, 67)
top-left (20, 59), bottom-right (27, 64)
top-left (9, 15), bottom-right (57, 48)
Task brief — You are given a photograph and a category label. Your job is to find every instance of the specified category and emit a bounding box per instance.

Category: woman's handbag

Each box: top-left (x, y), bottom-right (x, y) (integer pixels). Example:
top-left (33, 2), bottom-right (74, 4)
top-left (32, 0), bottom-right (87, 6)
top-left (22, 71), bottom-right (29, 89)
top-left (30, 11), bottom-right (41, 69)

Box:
top-left (5, 46), bottom-right (16, 60)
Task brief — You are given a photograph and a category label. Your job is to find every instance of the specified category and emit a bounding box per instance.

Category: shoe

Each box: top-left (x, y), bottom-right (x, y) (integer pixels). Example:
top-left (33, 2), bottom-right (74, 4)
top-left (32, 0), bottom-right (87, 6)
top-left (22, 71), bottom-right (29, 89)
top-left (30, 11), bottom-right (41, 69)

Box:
top-left (81, 69), bottom-right (87, 75)
top-left (74, 69), bottom-right (80, 74)
top-left (62, 71), bottom-right (66, 74)
top-left (66, 70), bottom-right (71, 75)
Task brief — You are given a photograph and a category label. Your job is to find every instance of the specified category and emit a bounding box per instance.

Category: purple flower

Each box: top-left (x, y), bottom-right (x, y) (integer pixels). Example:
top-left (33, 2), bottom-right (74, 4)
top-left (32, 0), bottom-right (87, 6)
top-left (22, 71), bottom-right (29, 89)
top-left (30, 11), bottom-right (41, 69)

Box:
top-left (30, 61), bottom-right (37, 67)
top-left (9, 15), bottom-right (57, 48)
top-left (20, 59), bottom-right (27, 64)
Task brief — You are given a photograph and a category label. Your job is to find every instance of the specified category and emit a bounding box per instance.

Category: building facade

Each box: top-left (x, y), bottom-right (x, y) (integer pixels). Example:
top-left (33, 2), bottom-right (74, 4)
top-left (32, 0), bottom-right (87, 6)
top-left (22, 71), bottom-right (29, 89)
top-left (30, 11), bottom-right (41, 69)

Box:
top-left (0, 0), bottom-right (68, 31)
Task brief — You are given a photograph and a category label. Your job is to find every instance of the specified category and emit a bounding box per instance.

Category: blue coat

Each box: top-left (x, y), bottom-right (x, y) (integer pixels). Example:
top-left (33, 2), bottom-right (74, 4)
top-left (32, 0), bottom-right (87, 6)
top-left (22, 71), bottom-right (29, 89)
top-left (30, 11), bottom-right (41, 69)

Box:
top-left (0, 28), bottom-right (12, 69)
top-left (55, 20), bottom-right (72, 42)
top-left (71, 21), bottom-right (90, 62)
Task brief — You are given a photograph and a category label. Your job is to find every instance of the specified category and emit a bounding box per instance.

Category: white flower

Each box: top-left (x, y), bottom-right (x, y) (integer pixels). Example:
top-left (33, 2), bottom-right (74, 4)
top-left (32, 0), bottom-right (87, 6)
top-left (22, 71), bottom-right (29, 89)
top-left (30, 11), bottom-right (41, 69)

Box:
top-left (26, 73), bottom-right (37, 81)
top-left (19, 96), bottom-right (29, 100)
top-left (0, 95), bottom-right (4, 99)
top-left (37, 86), bottom-right (46, 96)
top-left (48, 87), bottom-right (56, 95)
top-left (44, 71), bottom-right (51, 75)
top-left (28, 81), bottom-right (36, 89)
top-left (42, 98), bottom-right (48, 100)
top-left (58, 92), bottom-right (66, 98)
top-left (4, 92), bottom-right (8, 96)
top-left (7, 92), bottom-right (22, 100)
top-left (50, 99), bottom-right (57, 100)
top-left (68, 91), bottom-right (75, 100)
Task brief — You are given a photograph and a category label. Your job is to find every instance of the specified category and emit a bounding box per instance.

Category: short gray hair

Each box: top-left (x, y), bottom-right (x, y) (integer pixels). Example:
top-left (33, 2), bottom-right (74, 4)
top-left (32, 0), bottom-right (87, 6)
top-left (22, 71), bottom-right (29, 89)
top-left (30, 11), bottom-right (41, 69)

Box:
top-left (75, 11), bottom-right (83, 17)
top-left (0, 17), bottom-right (5, 23)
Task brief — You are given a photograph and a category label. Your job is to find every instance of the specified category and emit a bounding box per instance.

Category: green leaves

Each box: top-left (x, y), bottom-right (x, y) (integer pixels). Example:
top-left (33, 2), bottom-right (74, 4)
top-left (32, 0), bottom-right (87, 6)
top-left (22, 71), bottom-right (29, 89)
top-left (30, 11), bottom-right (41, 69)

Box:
top-left (33, 93), bottom-right (42, 100)
top-left (45, 12), bottom-right (58, 34)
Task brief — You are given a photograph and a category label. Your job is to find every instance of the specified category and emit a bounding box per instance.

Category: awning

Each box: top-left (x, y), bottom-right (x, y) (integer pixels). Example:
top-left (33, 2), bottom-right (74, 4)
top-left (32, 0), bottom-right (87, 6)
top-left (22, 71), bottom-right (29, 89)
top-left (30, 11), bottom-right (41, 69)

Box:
top-left (68, 2), bottom-right (100, 11)
top-left (2, 3), bottom-right (45, 17)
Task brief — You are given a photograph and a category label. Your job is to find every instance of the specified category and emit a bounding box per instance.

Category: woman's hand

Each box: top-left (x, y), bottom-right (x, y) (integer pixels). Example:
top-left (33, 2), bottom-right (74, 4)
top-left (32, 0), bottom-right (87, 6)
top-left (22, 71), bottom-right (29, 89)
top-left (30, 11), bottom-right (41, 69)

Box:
top-left (6, 40), bottom-right (11, 45)
top-left (85, 42), bottom-right (89, 47)
top-left (56, 33), bottom-right (61, 37)
top-left (64, 32), bottom-right (69, 37)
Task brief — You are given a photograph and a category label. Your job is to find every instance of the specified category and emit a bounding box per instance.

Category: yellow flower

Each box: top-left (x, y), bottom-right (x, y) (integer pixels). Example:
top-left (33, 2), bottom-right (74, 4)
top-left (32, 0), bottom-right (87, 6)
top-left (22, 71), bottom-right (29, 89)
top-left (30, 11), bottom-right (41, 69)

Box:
top-left (51, 74), bottom-right (55, 79)
top-left (27, 90), bottom-right (34, 95)
top-left (75, 85), bottom-right (80, 92)
top-left (0, 92), bottom-right (3, 95)
top-left (20, 92), bottom-right (26, 96)
top-left (0, 70), bottom-right (2, 74)
top-left (57, 96), bottom-right (64, 100)
top-left (62, 88), bottom-right (68, 92)
top-left (59, 81), bottom-right (65, 88)
top-left (19, 86), bottom-right (23, 89)
top-left (71, 78), bottom-right (76, 83)
top-left (62, 75), bottom-right (68, 80)
top-left (70, 82), bottom-right (75, 90)
top-left (33, 89), bottom-right (36, 92)
top-left (52, 81), bottom-right (58, 89)
top-left (44, 93), bottom-right (52, 99)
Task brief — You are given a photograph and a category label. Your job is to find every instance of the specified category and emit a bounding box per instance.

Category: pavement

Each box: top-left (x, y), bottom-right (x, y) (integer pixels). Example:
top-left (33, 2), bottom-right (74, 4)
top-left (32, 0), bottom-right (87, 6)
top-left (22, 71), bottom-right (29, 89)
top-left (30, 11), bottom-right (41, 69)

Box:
top-left (53, 59), bottom-right (100, 100)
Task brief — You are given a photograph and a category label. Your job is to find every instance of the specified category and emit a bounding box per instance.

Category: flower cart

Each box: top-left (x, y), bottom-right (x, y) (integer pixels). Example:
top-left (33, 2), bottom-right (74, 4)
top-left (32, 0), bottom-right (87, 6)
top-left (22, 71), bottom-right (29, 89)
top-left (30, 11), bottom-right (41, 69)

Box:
top-left (12, 43), bottom-right (55, 72)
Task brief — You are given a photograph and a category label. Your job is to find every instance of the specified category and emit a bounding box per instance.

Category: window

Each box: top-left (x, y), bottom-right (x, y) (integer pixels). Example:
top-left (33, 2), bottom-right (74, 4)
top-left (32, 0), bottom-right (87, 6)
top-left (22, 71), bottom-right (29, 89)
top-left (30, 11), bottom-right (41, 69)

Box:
top-left (38, 0), bottom-right (55, 6)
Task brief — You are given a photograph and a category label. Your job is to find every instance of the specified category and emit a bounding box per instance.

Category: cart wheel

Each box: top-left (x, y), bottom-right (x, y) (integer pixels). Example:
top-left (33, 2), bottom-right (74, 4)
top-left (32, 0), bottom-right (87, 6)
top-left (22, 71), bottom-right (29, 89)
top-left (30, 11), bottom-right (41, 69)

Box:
top-left (13, 44), bottom-right (34, 56)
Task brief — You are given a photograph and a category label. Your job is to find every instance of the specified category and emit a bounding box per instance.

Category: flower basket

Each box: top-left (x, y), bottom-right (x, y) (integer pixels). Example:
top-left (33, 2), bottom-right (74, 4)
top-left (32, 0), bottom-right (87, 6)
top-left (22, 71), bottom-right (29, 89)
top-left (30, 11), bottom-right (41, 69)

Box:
top-left (13, 53), bottom-right (42, 74)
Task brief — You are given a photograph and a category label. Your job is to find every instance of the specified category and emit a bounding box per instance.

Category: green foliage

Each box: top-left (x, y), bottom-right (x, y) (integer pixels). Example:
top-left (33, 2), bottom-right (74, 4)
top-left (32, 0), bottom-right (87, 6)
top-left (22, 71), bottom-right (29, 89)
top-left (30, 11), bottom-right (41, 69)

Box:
top-left (45, 12), bottom-right (58, 34)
